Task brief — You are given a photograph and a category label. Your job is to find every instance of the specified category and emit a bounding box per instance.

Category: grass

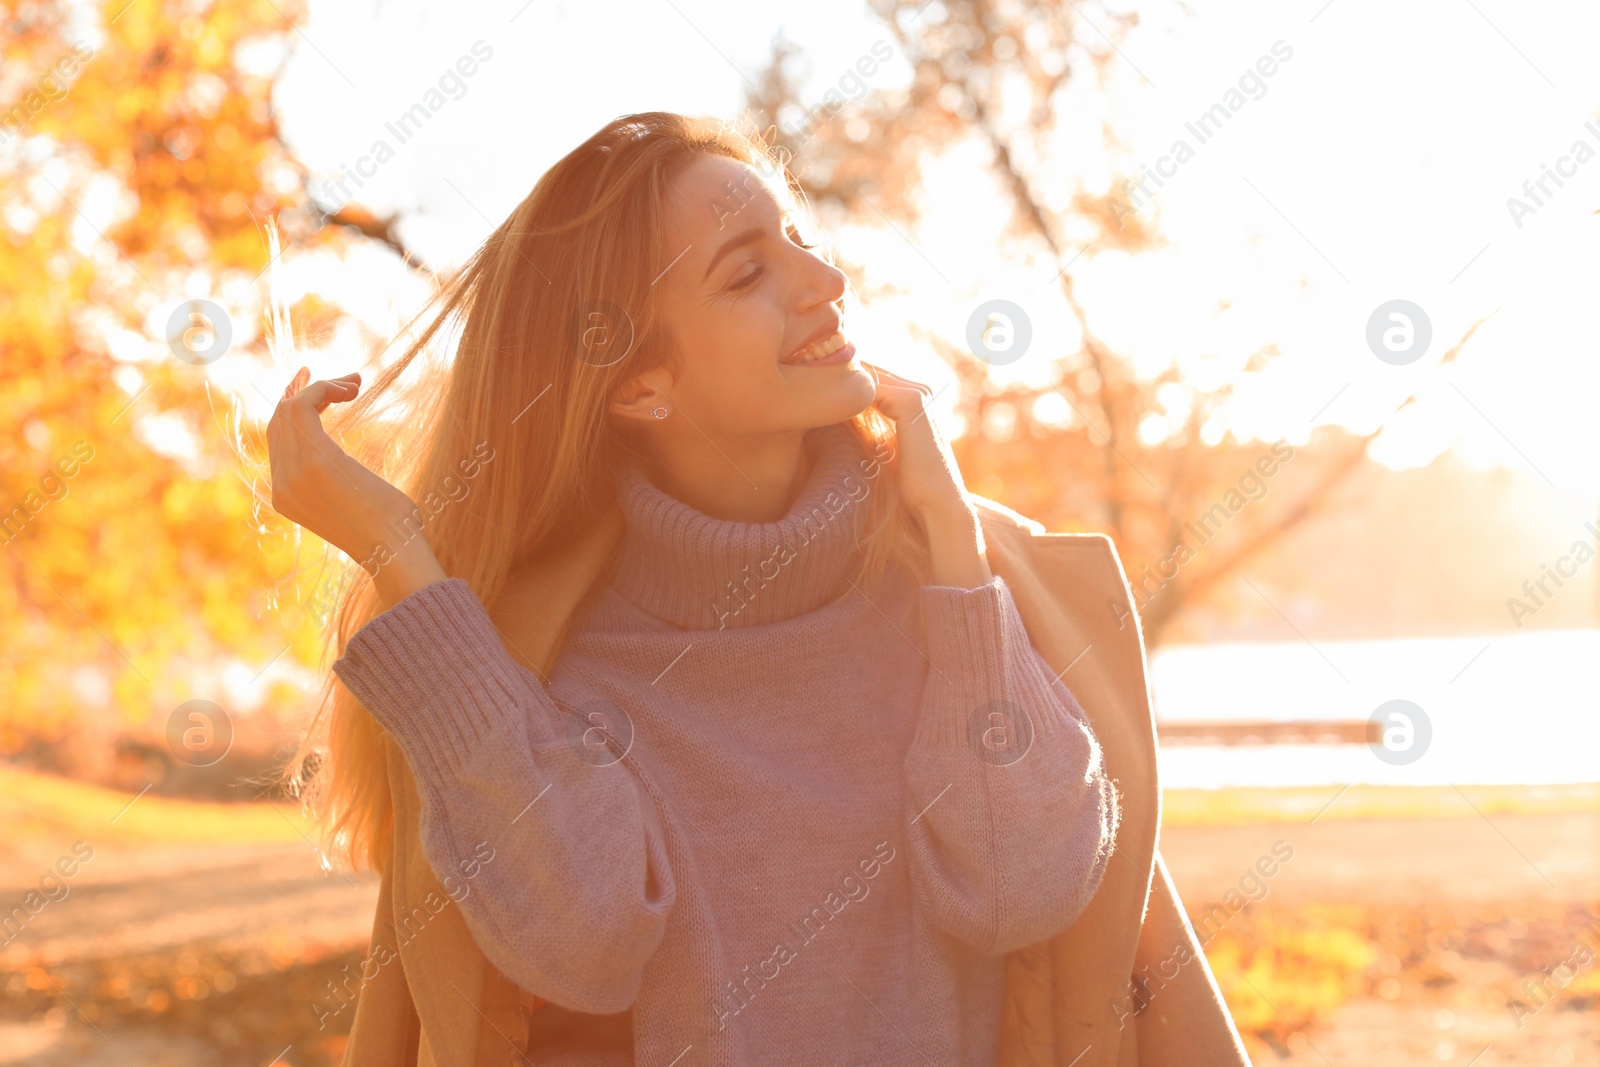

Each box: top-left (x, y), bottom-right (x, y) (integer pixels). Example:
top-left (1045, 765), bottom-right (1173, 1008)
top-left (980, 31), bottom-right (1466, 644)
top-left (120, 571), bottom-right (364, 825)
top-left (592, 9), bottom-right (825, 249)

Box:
top-left (1161, 781), bottom-right (1599, 827)
top-left (1200, 897), bottom-right (1600, 1058)
top-left (1204, 903), bottom-right (1379, 1046)
top-left (0, 765), bottom-right (316, 848)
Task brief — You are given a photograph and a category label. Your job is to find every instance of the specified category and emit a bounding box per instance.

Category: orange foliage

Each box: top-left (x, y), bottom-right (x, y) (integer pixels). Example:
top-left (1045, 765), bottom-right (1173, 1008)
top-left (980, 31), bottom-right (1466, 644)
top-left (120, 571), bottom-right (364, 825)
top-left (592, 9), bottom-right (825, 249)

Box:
top-left (0, 0), bottom-right (349, 770)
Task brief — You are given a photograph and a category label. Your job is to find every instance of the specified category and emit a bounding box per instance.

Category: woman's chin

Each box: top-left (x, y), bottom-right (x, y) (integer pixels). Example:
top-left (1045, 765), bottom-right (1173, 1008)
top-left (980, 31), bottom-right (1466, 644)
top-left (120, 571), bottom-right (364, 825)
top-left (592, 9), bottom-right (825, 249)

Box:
top-left (832, 368), bottom-right (881, 418)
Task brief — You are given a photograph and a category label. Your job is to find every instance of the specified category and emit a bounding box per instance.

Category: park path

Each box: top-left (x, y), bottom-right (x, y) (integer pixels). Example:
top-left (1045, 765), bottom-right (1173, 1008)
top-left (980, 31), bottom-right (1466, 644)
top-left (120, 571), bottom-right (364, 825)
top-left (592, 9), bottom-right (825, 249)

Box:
top-left (1159, 809), bottom-right (1600, 904)
top-left (0, 841), bottom-right (379, 969)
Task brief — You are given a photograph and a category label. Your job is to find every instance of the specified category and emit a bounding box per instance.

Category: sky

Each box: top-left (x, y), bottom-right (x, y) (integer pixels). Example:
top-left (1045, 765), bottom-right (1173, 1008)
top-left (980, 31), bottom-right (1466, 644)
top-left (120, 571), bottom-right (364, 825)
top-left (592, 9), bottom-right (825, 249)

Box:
top-left (251, 0), bottom-right (1600, 517)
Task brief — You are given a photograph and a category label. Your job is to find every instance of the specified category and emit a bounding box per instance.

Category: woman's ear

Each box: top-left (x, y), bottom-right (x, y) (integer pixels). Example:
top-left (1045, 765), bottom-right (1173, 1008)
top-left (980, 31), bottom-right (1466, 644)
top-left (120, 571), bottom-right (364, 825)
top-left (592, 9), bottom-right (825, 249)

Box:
top-left (608, 367), bottom-right (673, 425)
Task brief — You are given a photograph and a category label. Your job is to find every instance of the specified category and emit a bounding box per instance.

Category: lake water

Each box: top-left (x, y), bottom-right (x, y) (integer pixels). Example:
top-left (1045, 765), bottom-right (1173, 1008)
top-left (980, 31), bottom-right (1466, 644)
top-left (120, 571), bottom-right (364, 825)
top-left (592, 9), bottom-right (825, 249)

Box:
top-left (1146, 628), bottom-right (1599, 789)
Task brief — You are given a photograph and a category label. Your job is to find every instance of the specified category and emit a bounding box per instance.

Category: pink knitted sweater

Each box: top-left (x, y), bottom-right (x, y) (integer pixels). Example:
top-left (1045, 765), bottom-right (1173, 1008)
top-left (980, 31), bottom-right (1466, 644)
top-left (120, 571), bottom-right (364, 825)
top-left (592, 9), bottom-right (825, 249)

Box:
top-left (331, 420), bottom-right (1120, 1065)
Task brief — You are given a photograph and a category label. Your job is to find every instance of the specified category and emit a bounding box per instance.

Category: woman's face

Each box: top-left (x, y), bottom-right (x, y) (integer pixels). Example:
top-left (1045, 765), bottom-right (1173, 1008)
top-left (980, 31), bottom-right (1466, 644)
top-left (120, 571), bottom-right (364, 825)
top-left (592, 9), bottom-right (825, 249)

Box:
top-left (637, 153), bottom-right (877, 436)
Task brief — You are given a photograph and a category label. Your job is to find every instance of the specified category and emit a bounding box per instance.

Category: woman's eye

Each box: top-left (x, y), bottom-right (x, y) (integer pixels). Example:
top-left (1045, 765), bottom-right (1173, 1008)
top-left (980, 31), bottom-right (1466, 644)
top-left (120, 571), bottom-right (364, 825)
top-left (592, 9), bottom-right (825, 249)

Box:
top-left (726, 229), bottom-right (818, 292)
top-left (729, 266), bottom-right (765, 292)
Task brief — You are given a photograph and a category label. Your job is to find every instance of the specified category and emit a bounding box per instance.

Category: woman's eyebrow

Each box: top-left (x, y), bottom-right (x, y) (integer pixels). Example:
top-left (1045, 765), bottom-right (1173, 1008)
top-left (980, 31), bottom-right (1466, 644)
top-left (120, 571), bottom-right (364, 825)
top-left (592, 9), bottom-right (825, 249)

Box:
top-left (701, 206), bottom-right (800, 282)
top-left (702, 228), bottom-right (764, 281)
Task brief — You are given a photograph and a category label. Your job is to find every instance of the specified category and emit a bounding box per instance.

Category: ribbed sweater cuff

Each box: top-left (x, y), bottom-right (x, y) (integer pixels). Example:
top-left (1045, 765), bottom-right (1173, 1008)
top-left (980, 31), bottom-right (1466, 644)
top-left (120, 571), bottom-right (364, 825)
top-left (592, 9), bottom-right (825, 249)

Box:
top-left (915, 574), bottom-right (1088, 754)
top-left (331, 577), bottom-right (553, 780)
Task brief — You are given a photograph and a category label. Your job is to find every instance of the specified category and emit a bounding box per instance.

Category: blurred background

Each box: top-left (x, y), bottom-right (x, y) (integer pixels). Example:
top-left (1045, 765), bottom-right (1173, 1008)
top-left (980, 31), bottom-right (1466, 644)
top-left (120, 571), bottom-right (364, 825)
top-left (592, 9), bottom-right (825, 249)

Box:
top-left (1, 0), bottom-right (1597, 1062)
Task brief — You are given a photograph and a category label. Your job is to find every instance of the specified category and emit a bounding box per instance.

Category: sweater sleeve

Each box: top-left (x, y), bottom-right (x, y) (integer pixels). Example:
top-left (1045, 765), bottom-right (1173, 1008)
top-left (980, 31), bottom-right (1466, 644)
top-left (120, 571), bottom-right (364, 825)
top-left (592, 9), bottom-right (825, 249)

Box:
top-left (330, 577), bottom-right (674, 1014)
top-left (902, 574), bottom-right (1120, 955)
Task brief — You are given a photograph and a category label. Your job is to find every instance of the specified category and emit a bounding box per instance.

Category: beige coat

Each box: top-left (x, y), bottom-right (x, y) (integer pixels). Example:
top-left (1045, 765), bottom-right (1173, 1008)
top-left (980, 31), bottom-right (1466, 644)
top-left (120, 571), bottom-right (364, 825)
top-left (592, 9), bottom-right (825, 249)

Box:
top-left (337, 496), bottom-right (1219, 1066)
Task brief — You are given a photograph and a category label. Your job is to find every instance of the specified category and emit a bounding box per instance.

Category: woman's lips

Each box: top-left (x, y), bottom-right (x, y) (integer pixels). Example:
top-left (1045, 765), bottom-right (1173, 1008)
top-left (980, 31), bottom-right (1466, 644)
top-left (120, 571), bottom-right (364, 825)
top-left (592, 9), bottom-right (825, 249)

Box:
top-left (792, 339), bottom-right (856, 366)
top-left (782, 330), bottom-right (856, 366)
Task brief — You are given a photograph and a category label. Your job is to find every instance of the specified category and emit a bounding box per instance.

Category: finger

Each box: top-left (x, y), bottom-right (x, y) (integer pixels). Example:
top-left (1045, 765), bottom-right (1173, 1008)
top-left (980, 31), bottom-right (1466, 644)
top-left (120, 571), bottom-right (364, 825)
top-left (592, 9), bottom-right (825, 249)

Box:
top-left (279, 371), bottom-right (361, 421)
top-left (866, 362), bottom-right (908, 382)
top-left (313, 379), bottom-right (361, 414)
top-left (304, 378), bottom-right (362, 415)
top-left (283, 366), bottom-right (310, 400)
top-left (883, 372), bottom-right (932, 396)
top-left (863, 362), bottom-right (932, 393)
top-left (869, 378), bottom-right (929, 408)
top-left (313, 377), bottom-right (361, 415)
top-left (284, 379), bottom-right (359, 428)
top-left (860, 361), bottom-right (908, 391)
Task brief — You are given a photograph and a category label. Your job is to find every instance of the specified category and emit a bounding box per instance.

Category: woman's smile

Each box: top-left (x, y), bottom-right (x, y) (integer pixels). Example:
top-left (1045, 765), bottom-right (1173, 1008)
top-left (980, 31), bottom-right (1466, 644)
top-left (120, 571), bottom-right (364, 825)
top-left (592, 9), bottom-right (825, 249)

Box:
top-left (781, 330), bottom-right (857, 367)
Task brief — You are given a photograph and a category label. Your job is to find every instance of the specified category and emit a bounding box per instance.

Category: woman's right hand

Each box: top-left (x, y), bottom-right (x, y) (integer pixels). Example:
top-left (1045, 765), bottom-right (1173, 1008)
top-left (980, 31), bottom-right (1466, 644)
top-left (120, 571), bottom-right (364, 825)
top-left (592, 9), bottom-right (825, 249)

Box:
top-left (267, 367), bottom-right (422, 574)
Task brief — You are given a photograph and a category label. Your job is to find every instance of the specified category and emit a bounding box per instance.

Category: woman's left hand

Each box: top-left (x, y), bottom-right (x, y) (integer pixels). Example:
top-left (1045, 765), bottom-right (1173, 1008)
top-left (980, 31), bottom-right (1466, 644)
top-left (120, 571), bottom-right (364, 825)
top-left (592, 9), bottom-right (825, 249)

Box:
top-left (864, 362), bottom-right (974, 524)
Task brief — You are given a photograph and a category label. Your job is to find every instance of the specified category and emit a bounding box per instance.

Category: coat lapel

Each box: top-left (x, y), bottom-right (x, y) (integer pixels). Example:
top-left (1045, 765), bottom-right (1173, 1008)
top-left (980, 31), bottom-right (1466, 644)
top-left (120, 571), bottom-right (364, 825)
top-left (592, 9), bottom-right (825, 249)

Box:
top-left (979, 513), bottom-right (1160, 1067)
top-left (339, 810), bottom-right (419, 1062)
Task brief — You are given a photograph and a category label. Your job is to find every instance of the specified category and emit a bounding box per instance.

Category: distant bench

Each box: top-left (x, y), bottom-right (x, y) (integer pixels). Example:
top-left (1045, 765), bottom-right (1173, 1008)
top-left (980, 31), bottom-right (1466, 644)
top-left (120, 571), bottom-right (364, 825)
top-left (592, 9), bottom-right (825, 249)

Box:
top-left (1156, 720), bottom-right (1381, 746)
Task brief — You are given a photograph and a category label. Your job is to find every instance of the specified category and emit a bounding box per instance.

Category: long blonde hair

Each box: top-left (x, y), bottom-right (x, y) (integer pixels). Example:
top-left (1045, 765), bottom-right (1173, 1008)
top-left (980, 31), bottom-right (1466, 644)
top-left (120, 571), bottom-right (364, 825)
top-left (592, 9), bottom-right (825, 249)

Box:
top-left (282, 111), bottom-right (929, 875)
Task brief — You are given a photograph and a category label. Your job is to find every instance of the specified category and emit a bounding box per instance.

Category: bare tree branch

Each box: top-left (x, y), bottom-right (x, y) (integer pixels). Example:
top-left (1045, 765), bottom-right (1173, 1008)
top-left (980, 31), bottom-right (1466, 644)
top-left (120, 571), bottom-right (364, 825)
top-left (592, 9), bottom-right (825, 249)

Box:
top-left (1140, 312), bottom-right (1496, 638)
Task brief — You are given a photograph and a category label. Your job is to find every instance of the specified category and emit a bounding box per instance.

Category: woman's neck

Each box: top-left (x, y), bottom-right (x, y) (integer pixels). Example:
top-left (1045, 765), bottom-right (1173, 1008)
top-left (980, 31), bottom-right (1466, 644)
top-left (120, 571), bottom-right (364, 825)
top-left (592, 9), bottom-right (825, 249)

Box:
top-left (637, 427), bottom-right (818, 524)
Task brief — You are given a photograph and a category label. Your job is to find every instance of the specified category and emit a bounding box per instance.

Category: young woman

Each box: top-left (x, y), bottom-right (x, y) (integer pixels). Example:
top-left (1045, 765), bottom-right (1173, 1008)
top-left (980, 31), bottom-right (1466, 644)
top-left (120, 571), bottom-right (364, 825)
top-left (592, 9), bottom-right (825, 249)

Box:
top-left (270, 112), bottom-right (1248, 1065)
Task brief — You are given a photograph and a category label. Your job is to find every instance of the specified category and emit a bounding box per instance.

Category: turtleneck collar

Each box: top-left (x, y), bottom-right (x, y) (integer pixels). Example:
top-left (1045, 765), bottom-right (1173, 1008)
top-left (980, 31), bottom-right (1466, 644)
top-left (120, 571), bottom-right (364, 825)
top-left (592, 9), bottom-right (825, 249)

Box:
top-left (607, 421), bottom-right (882, 630)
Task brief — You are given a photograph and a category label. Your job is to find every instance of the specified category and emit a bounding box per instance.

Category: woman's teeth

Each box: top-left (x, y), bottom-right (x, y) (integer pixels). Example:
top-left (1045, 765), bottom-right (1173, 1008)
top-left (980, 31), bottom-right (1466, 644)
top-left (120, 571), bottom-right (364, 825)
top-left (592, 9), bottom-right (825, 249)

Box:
top-left (789, 331), bottom-right (847, 363)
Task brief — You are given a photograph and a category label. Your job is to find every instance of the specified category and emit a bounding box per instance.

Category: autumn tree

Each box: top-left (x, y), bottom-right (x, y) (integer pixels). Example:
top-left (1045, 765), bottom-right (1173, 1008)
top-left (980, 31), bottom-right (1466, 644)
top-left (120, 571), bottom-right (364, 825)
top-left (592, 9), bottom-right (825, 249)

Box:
top-left (0, 0), bottom-right (367, 782)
